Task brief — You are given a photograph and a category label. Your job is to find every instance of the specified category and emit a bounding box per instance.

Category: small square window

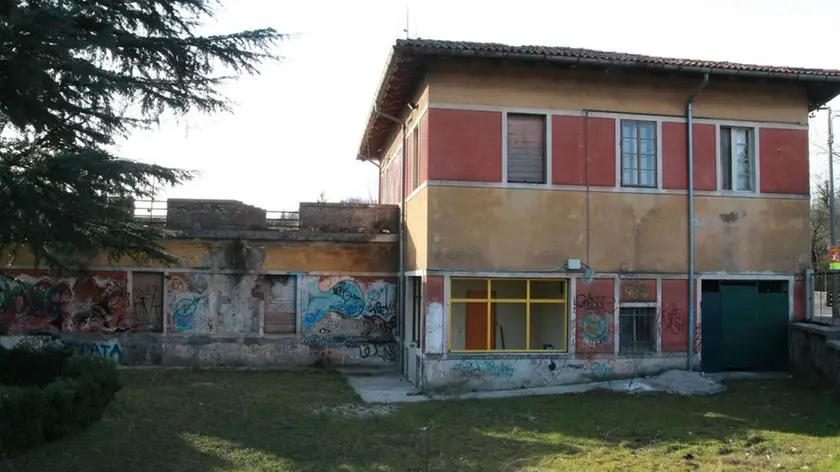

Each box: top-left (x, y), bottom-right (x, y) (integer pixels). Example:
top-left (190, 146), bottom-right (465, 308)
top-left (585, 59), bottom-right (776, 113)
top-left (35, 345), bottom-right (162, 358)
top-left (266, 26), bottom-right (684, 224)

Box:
top-left (619, 307), bottom-right (656, 354)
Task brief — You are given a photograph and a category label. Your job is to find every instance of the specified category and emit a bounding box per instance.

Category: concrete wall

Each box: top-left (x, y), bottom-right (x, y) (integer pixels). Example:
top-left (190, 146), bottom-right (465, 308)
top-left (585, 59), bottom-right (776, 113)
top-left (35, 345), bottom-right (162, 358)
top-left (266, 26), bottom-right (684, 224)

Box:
top-left (0, 201), bottom-right (401, 367)
top-left (167, 199), bottom-right (267, 231)
top-left (425, 186), bottom-right (809, 273)
top-left (299, 203), bottom-right (399, 234)
top-left (789, 323), bottom-right (840, 389)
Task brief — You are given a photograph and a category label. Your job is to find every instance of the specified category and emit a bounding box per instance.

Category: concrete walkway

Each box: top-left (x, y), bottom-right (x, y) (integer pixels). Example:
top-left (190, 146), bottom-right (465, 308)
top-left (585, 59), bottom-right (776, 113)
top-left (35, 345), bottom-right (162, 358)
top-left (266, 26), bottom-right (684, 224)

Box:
top-left (340, 367), bottom-right (790, 404)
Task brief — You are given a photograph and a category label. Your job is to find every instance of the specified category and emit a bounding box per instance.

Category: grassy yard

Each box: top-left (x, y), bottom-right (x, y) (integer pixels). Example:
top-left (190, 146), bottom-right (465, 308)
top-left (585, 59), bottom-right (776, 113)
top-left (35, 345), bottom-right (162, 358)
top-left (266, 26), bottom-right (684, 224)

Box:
top-left (2, 369), bottom-right (839, 472)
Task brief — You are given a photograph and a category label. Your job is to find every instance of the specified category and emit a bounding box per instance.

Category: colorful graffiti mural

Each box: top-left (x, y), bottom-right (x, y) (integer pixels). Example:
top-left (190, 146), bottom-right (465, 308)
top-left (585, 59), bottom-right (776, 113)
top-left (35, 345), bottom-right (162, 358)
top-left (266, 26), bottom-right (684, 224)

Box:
top-left (573, 292), bottom-right (616, 354)
top-left (0, 272), bottom-right (131, 335)
top-left (301, 276), bottom-right (397, 362)
top-left (166, 273), bottom-right (261, 335)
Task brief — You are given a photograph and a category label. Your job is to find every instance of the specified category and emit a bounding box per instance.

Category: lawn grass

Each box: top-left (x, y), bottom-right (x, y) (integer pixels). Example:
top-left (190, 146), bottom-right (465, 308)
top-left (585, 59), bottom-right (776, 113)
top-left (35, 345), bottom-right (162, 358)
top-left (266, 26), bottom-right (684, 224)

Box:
top-left (3, 369), bottom-right (839, 472)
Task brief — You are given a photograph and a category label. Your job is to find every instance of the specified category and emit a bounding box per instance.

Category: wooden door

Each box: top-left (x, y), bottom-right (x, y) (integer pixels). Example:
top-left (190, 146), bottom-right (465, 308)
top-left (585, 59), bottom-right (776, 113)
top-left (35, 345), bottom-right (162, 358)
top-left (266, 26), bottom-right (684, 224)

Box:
top-left (465, 290), bottom-right (495, 350)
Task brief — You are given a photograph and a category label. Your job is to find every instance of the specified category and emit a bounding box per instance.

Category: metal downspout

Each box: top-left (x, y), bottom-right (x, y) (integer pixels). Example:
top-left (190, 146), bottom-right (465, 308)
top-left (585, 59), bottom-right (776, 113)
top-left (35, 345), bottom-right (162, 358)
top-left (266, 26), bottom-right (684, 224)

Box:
top-left (686, 74), bottom-right (709, 371)
top-left (375, 108), bottom-right (407, 372)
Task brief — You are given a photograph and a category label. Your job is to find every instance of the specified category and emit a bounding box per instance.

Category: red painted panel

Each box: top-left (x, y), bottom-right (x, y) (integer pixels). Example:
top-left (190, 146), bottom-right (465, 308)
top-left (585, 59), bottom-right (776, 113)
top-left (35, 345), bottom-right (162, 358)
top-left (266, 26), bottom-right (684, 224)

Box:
top-left (552, 115), bottom-right (586, 185)
top-left (619, 279), bottom-right (656, 302)
top-left (425, 275), bottom-right (444, 303)
top-left (793, 279), bottom-right (805, 321)
top-left (661, 122), bottom-right (716, 190)
top-left (661, 279), bottom-right (691, 353)
top-left (586, 117), bottom-right (616, 187)
top-left (760, 128), bottom-right (809, 195)
top-left (406, 130), bottom-right (415, 193)
top-left (419, 113), bottom-right (429, 185)
top-left (428, 108), bottom-right (502, 182)
top-left (574, 278), bottom-right (615, 356)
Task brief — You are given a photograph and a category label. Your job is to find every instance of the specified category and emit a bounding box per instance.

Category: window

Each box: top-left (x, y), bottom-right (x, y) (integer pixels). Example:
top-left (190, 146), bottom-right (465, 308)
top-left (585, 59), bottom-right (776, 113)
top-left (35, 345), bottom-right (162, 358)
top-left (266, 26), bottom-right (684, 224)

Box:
top-left (621, 120), bottom-right (657, 188)
top-left (720, 127), bottom-right (754, 191)
top-left (449, 278), bottom-right (568, 352)
top-left (619, 307), bottom-right (656, 354)
top-left (506, 114), bottom-right (547, 184)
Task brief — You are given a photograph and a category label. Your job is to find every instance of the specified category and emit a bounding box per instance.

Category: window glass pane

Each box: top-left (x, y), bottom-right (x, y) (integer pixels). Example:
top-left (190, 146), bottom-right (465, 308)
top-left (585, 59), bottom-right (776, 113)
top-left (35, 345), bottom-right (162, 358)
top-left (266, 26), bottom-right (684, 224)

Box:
top-left (530, 280), bottom-right (566, 299)
top-left (640, 138), bottom-right (655, 158)
top-left (451, 278), bottom-right (488, 299)
top-left (450, 302), bottom-right (489, 351)
top-left (735, 128), bottom-right (749, 145)
top-left (622, 122), bottom-right (637, 140)
top-left (622, 137), bottom-right (637, 156)
top-left (639, 123), bottom-right (655, 141)
top-left (720, 128), bottom-right (732, 190)
top-left (622, 153), bottom-right (637, 169)
top-left (639, 152), bottom-right (655, 171)
top-left (640, 170), bottom-right (656, 187)
top-left (529, 303), bottom-right (566, 351)
top-left (623, 170), bottom-right (638, 186)
top-left (490, 279), bottom-right (527, 299)
top-left (493, 303), bottom-right (526, 350)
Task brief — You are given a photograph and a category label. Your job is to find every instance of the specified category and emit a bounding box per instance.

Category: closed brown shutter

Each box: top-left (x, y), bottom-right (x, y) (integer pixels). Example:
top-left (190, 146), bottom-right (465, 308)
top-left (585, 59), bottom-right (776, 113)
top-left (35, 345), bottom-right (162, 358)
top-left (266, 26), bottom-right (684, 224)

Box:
top-left (507, 114), bottom-right (546, 183)
top-left (264, 275), bottom-right (297, 334)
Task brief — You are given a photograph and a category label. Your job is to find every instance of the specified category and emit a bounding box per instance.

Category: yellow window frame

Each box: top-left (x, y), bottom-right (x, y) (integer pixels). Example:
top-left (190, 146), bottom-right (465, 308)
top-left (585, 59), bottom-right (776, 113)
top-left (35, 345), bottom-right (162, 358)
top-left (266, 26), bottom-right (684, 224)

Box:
top-left (448, 278), bottom-right (568, 353)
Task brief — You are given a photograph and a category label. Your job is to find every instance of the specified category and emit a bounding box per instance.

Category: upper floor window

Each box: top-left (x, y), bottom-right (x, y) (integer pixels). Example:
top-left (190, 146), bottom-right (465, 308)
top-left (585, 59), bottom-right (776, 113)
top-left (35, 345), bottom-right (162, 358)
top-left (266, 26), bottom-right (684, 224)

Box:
top-left (506, 113), bottom-right (546, 184)
top-left (720, 126), bottom-right (754, 192)
top-left (620, 120), bottom-right (657, 188)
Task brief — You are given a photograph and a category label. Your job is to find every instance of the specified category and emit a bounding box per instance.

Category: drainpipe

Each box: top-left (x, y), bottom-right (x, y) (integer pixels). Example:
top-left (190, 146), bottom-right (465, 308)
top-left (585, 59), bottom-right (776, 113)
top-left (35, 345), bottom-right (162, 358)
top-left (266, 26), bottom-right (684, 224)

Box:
top-left (374, 107), bottom-right (407, 369)
top-left (686, 74), bottom-right (709, 372)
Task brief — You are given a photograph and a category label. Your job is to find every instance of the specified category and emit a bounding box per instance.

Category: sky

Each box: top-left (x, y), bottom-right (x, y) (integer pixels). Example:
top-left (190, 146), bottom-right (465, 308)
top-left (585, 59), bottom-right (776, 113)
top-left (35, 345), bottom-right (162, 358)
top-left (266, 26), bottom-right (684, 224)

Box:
top-left (116, 0), bottom-right (840, 212)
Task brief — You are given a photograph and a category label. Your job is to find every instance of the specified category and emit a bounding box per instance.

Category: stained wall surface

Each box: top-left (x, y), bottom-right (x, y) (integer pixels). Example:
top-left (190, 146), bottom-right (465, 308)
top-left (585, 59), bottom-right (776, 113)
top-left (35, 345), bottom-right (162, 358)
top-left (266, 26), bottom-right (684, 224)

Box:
top-left (0, 237), bottom-right (399, 367)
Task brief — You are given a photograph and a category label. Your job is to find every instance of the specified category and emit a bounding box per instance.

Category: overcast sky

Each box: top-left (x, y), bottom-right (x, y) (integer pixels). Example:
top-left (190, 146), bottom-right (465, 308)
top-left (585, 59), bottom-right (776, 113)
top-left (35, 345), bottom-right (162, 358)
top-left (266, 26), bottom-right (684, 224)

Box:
top-left (116, 0), bottom-right (840, 211)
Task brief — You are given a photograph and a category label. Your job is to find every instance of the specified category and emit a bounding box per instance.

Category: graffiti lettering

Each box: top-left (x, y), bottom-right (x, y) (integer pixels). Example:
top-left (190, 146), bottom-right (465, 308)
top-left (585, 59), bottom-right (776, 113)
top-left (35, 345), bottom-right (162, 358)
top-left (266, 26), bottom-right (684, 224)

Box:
top-left (67, 340), bottom-right (122, 360)
top-left (452, 360), bottom-right (515, 379)
top-left (661, 304), bottom-right (685, 334)
top-left (574, 293), bottom-right (615, 311)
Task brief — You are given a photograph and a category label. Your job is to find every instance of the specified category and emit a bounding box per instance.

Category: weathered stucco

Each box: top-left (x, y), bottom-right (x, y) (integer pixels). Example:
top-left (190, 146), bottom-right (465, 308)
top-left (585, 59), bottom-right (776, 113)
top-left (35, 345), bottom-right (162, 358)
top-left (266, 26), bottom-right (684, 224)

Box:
top-left (422, 355), bottom-right (688, 393)
top-left (426, 185), bottom-right (809, 273)
top-left (427, 63), bottom-right (809, 124)
top-left (405, 187), bottom-right (428, 271)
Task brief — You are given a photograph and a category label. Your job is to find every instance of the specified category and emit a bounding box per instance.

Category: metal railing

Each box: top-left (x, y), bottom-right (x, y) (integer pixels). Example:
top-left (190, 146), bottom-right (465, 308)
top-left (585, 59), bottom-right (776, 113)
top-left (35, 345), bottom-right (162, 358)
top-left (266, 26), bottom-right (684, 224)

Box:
top-left (132, 200), bottom-right (300, 230)
top-left (807, 271), bottom-right (840, 326)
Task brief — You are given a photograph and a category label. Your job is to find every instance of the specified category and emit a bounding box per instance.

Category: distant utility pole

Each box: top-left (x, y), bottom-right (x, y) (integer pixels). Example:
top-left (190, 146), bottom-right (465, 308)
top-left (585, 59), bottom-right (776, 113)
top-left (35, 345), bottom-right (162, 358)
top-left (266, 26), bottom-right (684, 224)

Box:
top-left (827, 108), bottom-right (840, 318)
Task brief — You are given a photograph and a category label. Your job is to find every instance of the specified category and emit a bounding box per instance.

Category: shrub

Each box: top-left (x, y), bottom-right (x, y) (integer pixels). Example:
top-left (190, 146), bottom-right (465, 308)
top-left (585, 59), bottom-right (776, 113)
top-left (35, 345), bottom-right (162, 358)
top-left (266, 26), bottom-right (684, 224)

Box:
top-left (0, 346), bottom-right (121, 456)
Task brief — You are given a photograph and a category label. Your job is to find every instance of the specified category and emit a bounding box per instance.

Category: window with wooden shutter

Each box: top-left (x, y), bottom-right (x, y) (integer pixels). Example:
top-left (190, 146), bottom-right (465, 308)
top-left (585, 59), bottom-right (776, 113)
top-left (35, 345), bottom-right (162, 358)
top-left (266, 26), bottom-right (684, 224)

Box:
top-left (506, 114), bottom-right (546, 183)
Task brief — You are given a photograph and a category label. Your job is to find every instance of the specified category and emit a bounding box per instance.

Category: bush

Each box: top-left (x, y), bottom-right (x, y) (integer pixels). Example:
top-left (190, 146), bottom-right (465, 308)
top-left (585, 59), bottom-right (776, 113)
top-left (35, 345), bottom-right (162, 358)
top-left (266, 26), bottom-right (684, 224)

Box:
top-left (0, 346), bottom-right (121, 456)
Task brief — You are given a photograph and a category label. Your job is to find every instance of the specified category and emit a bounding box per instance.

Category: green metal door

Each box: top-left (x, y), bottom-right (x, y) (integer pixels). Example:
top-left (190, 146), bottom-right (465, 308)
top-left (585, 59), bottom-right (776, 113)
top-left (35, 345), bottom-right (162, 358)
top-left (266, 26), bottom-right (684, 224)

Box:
top-left (756, 292), bottom-right (790, 371)
top-left (720, 284), bottom-right (761, 371)
top-left (700, 291), bottom-right (723, 373)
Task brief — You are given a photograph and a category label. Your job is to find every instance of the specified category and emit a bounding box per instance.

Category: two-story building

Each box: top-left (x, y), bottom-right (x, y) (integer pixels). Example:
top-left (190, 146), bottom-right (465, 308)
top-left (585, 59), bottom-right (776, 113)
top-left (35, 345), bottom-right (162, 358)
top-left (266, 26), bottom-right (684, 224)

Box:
top-left (358, 39), bottom-right (840, 392)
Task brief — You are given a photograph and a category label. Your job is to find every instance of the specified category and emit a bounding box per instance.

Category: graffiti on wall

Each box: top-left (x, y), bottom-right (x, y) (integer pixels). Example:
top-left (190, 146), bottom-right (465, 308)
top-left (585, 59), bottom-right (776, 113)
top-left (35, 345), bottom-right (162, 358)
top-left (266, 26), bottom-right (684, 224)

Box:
top-left (451, 360), bottom-right (515, 379)
top-left (131, 272), bottom-right (164, 331)
top-left (0, 272), bottom-right (133, 335)
top-left (166, 273), bottom-right (261, 334)
top-left (426, 302), bottom-right (443, 354)
top-left (660, 303), bottom-right (685, 335)
top-left (574, 293), bottom-right (616, 353)
top-left (301, 276), bottom-right (397, 362)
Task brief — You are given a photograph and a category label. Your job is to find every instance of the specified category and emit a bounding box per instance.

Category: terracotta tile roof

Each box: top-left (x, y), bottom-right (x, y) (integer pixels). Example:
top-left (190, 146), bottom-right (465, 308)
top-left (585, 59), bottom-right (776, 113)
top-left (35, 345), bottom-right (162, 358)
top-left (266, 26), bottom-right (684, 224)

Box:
top-left (357, 38), bottom-right (840, 160)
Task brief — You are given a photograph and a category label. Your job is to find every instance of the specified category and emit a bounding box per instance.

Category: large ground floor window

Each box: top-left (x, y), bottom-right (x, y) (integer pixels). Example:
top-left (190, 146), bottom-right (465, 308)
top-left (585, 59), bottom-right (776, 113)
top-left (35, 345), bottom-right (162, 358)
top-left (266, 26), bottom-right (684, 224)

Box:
top-left (449, 278), bottom-right (568, 352)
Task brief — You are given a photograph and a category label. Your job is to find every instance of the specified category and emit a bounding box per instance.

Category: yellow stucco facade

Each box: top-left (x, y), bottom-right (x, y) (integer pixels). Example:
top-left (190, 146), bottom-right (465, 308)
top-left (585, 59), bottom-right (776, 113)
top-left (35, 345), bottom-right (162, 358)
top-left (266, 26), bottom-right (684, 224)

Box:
top-left (398, 63), bottom-right (811, 274)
